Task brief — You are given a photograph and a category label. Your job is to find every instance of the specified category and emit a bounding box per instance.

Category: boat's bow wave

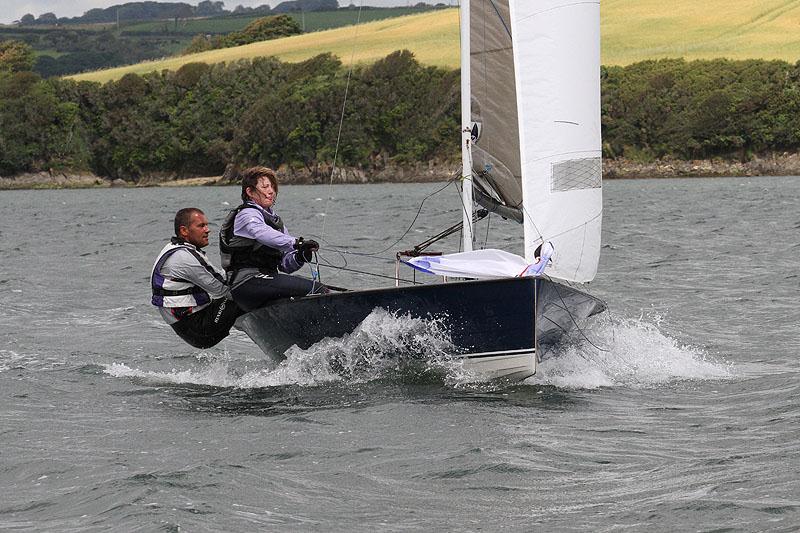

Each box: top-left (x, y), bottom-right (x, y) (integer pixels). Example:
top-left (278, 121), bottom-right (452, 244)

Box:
top-left (281, 308), bottom-right (474, 384)
top-left (103, 309), bottom-right (475, 388)
top-left (531, 314), bottom-right (734, 390)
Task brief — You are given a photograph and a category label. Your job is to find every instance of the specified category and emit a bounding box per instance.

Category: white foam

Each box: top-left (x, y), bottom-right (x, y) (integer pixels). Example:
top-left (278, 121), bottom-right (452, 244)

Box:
top-left (530, 314), bottom-right (734, 390)
top-left (103, 360), bottom-right (288, 388)
top-left (104, 310), bottom-right (728, 391)
top-left (0, 349), bottom-right (22, 373)
top-left (0, 349), bottom-right (65, 373)
top-left (103, 309), bottom-right (469, 388)
top-left (281, 308), bottom-right (470, 384)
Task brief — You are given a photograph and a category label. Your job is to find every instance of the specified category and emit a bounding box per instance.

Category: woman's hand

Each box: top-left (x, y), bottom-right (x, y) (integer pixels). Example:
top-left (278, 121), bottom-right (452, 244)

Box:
top-left (294, 238), bottom-right (320, 263)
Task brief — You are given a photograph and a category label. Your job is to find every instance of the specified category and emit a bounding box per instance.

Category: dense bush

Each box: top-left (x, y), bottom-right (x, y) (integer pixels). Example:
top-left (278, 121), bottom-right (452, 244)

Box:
top-left (0, 71), bottom-right (90, 174)
top-left (183, 15), bottom-right (302, 54)
top-left (3, 53), bottom-right (800, 179)
top-left (0, 31), bottom-right (181, 77)
top-left (601, 58), bottom-right (800, 160)
top-left (3, 50), bottom-right (457, 179)
top-left (0, 40), bottom-right (35, 73)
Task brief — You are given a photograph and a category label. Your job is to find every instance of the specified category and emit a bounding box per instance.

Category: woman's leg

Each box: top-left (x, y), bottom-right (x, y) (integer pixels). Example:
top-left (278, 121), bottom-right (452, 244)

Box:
top-left (232, 273), bottom-right (324, 312)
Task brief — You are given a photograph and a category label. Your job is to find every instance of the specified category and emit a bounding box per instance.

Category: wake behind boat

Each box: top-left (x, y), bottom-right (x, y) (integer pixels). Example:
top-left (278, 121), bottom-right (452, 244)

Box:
top-left (237, 0), bottom-right (605, 381)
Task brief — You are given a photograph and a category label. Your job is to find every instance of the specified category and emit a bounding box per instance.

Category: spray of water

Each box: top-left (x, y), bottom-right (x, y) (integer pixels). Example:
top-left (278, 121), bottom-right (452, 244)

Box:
top-left (104, 309), bottom-right (471, 388)
top-left (283, 308), bottom-right (470, 383)
top-left (104, 308), bottom-right (733, 391)
top-left (531, 313), bottom-right (733, 390)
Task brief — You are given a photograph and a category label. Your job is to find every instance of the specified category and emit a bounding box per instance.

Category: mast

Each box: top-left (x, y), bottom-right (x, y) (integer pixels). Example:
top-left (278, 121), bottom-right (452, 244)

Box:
top-left (460, 0), bottom-right (474, 252)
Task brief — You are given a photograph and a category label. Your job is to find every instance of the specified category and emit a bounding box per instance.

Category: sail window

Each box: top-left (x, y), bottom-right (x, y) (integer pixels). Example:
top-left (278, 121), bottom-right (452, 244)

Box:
top-left (550, 157), bottom-right (602, 192)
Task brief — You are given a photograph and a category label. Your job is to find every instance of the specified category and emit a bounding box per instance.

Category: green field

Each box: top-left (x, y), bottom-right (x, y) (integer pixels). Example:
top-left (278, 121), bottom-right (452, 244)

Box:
top-left (70, 1), bottom-right (800, 83)
top-left (32, 48), bottom-right (65, 58)
top-left (602, 0), bottom-right (800, 65)
top-left (70, 10), bottom-right (460, 83)
top-left (121, 7), bottom-right (439, 34)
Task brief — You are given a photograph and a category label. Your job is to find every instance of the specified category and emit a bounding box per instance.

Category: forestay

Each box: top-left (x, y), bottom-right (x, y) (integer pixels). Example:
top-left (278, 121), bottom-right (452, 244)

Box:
top-left (469, 0), bottom-right (602, 283)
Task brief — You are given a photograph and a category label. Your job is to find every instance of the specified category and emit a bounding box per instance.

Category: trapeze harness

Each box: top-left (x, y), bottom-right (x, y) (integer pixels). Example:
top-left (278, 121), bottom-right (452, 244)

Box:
top-left (218, 203), bottom-right (324, 312)
top-left (150, 237), bottom-right (225, 320)
top-left (219, 203), bottom-right (285, 279)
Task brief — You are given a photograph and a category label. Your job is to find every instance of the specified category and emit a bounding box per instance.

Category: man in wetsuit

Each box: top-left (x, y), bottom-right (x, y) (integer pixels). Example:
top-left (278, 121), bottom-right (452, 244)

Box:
top-left (151, 207), bottom-right (243, 348)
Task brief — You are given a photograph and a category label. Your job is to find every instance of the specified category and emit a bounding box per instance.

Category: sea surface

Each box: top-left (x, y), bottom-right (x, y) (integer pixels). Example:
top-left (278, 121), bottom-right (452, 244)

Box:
top-left (1, 177), bottom-right (798, 531)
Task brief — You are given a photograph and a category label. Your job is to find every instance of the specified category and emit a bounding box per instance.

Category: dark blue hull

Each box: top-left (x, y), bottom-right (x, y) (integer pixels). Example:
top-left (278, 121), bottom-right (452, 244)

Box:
top-left (236, 277), bottom-right (605, 381)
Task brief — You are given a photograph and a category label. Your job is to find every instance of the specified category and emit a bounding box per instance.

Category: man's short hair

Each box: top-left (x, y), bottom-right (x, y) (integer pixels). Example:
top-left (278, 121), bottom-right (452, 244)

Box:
top-left (240, 166), bottom-right (278, 202)
top-left (174, 207), bottom-right (204, 236)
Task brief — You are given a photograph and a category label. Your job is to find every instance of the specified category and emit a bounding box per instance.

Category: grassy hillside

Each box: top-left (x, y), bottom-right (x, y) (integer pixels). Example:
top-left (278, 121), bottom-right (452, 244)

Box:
top-left (70, 10), bottom-right (459, 83)
top-left (121, 7), bottom-right (438, 34)
top-left (70, 2), bottom-right (800, 83)
top-left (602, 0), bottom-right (800, 65)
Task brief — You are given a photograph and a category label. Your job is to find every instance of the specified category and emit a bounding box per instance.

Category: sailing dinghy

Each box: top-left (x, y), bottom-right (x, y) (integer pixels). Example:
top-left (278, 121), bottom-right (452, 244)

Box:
top-left (236, 0), bottom-right (606, 381)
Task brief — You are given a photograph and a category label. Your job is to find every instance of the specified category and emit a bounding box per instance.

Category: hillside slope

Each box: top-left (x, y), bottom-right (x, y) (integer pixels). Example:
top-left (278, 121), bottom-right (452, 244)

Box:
top-left (69, 10), bottom-right (458, 83)
top-left (70, 2), bottom-right (800, 83)
top-left (603, 0), bottom-right (800, 65)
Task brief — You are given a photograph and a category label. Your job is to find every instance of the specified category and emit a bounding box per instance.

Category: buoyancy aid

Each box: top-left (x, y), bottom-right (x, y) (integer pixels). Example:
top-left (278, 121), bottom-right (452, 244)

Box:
top-left (151, 238), bottom-right (217, 310)
top-left (219, 203), bottom-right (285, 273)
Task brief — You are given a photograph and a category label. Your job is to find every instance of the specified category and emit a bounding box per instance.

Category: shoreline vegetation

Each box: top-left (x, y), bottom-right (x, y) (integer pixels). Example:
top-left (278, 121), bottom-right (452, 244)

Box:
top-left (3, 153), bottom-right (800, 190)
top-left (6, 52), bottom-right (800, 189)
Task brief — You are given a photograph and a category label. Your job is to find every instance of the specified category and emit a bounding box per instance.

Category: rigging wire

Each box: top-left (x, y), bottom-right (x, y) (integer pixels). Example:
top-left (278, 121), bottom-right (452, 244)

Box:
top-left (318, 0), bottom-right (363, 247)
top-left (310, 0), bottom-right (363, 289)
top-left (315, 254), bottom-right (423, 285)
top-left (488, 0), bottom-right (513, 39)
top-left (318, 178), bottom-right (459, 260)
top-left (370, 178), bottom-right (460, 256)
top-left (545, 274), bottom-right (612, 353)
top-left (482, 211), bottom-right (491, 249)
top-left (307, 0), bottom-right (460, 281)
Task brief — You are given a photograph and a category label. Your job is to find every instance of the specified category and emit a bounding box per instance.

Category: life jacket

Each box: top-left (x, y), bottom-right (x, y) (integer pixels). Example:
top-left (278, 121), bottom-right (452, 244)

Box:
top-left (219, 203), bottom-right (285, 273)
top-left (150, 238), bottom-right (214, 312)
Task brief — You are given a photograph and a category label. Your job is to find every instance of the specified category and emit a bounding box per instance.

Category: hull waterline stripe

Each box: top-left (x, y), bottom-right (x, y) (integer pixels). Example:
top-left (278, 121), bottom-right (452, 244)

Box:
top-left (459, 348), bottom-right (535, 360)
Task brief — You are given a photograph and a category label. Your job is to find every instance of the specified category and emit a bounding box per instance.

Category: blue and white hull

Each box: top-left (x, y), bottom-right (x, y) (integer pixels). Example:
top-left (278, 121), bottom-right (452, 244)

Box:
top-left (236, 277), bottom-right (605, 381)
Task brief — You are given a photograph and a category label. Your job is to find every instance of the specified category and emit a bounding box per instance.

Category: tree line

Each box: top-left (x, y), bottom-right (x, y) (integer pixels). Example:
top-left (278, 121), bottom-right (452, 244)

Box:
top-left (182, 15), bottom-right (302, 54)
top-left (2, 50), bottom-right (800, 179)
top-left (13, 1), bottom-right (341, 26)
top-left (0, 25), bottom-right (187, 78)
top-left (0, 48), bottom-right (458, 179)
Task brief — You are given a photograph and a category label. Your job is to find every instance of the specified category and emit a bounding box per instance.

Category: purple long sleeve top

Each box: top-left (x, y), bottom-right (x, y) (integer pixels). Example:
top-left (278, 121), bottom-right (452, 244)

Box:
top-left (233, 201), bottom-right (303, 274)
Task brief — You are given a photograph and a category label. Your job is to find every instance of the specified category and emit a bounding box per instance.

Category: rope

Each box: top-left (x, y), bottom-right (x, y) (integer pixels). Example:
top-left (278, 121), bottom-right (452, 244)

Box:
top-left (482, 211), bottom-right (491, 249)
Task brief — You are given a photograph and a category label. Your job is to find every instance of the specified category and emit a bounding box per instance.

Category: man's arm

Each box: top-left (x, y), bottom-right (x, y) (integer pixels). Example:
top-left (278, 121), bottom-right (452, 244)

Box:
top-left (167, 250), bottom-right (230, 299)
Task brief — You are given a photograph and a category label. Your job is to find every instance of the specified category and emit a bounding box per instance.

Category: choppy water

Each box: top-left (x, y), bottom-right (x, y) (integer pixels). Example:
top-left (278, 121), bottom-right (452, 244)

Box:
top-left (1, 177), bottom-right (798, 531)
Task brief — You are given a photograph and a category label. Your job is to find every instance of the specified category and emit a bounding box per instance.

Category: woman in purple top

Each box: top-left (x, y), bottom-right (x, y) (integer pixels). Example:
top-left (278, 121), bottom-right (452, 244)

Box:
top-left (219, 166), bottom-right (326, 312)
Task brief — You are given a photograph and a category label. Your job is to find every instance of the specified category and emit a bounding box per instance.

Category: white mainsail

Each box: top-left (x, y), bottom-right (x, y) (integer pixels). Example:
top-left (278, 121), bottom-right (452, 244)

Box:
top-left (469, 0), bottom-right (602, 283)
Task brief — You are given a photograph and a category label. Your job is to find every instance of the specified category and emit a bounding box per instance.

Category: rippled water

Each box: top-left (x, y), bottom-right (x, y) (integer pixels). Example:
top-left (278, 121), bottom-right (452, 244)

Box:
top-left (1, 177), bottom-right (798, 531)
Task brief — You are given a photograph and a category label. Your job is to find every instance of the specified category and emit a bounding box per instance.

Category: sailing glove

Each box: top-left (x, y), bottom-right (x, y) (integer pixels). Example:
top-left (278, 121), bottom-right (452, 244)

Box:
top-left (294, 237), bottom-right (319, 263)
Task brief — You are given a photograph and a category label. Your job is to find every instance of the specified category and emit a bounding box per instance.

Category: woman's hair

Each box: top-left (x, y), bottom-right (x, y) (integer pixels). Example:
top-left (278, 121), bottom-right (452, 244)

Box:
top-left (241, 166), bottom-right (278, 202)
